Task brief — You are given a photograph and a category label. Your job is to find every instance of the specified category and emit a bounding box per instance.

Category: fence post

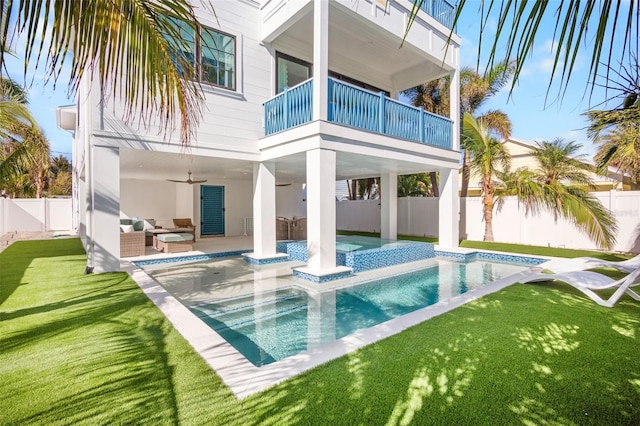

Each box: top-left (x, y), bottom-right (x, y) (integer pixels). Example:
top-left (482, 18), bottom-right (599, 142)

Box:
top-left (419, 107), bottom-right (425, 143)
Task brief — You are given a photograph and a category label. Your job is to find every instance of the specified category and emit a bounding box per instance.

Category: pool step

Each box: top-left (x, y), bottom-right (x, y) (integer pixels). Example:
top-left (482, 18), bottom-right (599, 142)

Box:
top-left (191, 290), bottom-right (308, 332)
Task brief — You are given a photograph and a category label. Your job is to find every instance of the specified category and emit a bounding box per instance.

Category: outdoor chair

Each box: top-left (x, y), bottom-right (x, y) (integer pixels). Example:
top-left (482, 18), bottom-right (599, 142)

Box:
top-left (276, 217), bottom-right (290, 240)
top-left (120, 230), bottom-right (145, 257)
top-left (171, 218), bottom-right (196, 239)
top-left (290, 217), bottom-right (307, 240)
top-left (520, 267), bottom-right (640, 308)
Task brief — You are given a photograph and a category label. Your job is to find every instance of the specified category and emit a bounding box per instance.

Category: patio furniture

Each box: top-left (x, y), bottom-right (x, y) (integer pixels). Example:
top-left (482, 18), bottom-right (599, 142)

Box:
top-left (520, 267), bottom-right (640, 308)
top-left (156, 233), bottom-right (194, 253)
top-left (290, 216), bottom-right (306, 240)
top-left (171, 218), bottom-right (196, 239)
top-left (150, 228), bottom-right (171, 249)
top-left (581, 254), bottom-right (640, 273)
top-left (276, 217), bottom-right (290, 240)
top-left (120, 230), bottom-right (145, 257)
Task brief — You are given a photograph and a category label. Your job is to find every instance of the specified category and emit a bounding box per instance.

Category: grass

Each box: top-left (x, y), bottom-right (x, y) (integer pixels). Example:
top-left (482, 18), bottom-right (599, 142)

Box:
top-left (2, 238), bottom-right (640, 424)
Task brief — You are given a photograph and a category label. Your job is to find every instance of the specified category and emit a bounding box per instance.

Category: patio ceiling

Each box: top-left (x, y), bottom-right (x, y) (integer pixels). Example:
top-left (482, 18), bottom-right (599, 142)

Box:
top-left (120, 148), bottom-right (450, 183)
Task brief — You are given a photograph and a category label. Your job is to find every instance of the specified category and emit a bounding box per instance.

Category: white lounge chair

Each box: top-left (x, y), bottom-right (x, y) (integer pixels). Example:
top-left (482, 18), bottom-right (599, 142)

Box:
top-left (520, 267), bottom-right (640, 308)
top-left (581, 254), bottom-right (640, 273)
top-left (538, 254), bottom-right (640, 274)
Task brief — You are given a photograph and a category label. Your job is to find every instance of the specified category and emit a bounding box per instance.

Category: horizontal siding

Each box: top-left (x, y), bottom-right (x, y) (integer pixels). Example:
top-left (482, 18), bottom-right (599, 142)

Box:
top-left (95, 0), bottom-right (271, 152)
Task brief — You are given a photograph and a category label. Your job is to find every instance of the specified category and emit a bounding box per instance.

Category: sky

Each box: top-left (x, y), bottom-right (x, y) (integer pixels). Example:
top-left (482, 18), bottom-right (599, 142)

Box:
top-left (3, 2), bottom-right (631, 161)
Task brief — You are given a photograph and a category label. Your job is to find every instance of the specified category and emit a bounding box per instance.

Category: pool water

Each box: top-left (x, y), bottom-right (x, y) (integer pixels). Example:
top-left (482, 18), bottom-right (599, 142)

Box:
top-left (179, 258), bottom-right (528, 366)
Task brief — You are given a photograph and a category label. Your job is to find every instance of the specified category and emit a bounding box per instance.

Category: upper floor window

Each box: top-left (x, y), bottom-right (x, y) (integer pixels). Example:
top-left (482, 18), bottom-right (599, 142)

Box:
top-left (164, 18), bottom-right (236, 91)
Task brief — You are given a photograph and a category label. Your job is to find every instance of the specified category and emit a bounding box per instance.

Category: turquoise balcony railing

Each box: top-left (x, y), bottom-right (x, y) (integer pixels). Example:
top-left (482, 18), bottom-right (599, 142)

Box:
top-left (420, 0), bottom-right (456, 29)
top-left (264, 78), bottom-right (452, 150)
top-left (328, 78), bottom-right (452, 149)
top-left (264, 79), bottom-right (313, 135)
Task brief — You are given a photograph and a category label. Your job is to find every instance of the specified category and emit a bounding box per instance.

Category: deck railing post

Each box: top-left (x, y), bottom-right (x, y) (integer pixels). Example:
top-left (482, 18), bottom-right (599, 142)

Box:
top-left (378, 91), bottom-right (385, 134)
top-left (327, 78), bottom-right (333, 121)
top-left (419, 106), bottom-right (425, 143)
top-left (283, 87), bottom-right (289, 129)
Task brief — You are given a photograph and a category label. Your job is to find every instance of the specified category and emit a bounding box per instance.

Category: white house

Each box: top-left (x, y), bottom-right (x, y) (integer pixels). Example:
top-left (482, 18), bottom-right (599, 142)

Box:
top-left (57, 0), bottom-right (461, 279)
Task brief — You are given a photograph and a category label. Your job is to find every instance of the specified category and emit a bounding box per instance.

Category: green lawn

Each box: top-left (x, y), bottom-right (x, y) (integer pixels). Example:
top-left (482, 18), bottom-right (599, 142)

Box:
top-left (1, 238), bottom-right (639, 425)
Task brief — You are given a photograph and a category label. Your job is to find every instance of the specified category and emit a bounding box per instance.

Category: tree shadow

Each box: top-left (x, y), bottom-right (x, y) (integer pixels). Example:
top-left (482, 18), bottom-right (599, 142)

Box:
top-left (0, 238), bottom-right (84, 306)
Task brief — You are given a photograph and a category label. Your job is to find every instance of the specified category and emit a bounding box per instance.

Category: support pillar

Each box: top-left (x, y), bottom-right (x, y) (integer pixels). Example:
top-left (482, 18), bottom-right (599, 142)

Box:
top-left (246, 161), bottom-right (288, 264)
top-left (312, 0), bottom-right (329, 122)
top-left (438, 168), bottom-right (459, 248)
top-left (294, 148), bottom-right (351, 282)
top-left (450, 68), bottom-right (460, 151)
top-left (380, 172), bottom-right (397, 240)
top-left (90, 145), bottom-right (120, 273)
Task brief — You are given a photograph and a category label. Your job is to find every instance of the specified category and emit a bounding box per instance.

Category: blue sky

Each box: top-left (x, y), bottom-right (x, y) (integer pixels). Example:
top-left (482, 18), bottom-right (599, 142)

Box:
top-left (4, 3), bottom-right (628, 161)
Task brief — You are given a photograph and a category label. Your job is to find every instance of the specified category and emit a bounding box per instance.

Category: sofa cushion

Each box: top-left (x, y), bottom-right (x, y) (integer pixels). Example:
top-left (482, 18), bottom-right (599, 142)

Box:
top-left (120, 224), bottom-right (134, 233)
top-left (157, 233), bottom-right (194, 243)
top-left (143, 219), bottom-right (156, 231)
top-left (120, 219), bottom-right (133, 226)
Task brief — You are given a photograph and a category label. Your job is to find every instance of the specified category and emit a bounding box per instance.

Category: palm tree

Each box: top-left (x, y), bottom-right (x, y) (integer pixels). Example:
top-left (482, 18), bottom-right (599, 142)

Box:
top-left (1, 123), bottom-right (51, 198)
top-left (593, 124), bottom-right (640, 185)
top-left (0, 81), bottom-right (35, 139)
top-left (462, 113), bottom-right (511, 241)
top-left (2, 0), bottom-right (210, 146)
top-left (404, 61), bottom-right (514, 197)
top-left (497, 138), bottom-right (618, 249)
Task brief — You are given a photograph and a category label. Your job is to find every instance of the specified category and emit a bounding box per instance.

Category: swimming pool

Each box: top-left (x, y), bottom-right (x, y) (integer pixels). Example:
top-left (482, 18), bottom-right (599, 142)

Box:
top-left (145, 256), bottom-right (532, 367)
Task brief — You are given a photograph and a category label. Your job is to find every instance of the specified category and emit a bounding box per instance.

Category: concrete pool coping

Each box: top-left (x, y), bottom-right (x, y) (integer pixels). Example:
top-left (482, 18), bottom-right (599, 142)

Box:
top-left (123, 247), bottom-right (550, 399)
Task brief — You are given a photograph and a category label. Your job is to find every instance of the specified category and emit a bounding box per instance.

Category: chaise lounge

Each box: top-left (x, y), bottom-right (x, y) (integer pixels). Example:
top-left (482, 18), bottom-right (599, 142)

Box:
top-left (520, 267), bottom-right (640, 308)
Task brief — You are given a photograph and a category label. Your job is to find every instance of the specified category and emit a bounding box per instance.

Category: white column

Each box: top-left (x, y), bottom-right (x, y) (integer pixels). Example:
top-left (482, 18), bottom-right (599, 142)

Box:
top-left (380, 172), bottom-right (398, 240)
top-left (91, 145), bottom-right (120, 273)
top-left (252, 162), bottom-right (277, 258)
top-left (449, 68), bottom-right (460, 151)
top-left (312, 0), bottom-right (329, 122)
top-left (306, 148), bottom-right (336, 271)
top-left (439, 168), bottom-right (459, 248)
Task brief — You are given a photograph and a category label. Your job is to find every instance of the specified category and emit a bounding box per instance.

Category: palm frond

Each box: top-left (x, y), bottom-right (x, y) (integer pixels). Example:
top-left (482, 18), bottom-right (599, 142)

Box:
top-left (3, 0), bottom-right (212, 146)
top-left (449, 0), bottom-right (639, 101)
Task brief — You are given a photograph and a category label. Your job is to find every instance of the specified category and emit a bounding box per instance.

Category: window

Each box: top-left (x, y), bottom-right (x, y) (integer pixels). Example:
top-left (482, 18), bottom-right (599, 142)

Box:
top-left (275, 52), bottom-right (388, 96)
top-left (276, 53), bottom-right (312, 93)
top-left (163, 18), bottom-right (236, 90)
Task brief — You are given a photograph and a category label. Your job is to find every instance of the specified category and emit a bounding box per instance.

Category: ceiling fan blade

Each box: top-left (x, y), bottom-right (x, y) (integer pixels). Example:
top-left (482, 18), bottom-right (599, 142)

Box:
top-left (276, 183), bottom-right (292, 187)
top-left (167, 179), bottom-right (187, 183)
top-left (191, 179), bottom-right (208, 183)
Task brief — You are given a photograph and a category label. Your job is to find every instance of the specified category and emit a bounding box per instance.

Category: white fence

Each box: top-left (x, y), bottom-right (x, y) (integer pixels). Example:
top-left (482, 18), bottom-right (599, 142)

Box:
top-left (337, 190), bottom-right (640, 253)
top-left (0, 198), bottom-right (73, 235)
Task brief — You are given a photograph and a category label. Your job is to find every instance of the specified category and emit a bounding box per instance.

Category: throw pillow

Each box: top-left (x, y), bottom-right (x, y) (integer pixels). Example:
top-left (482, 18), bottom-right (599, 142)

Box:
top-left (120, 224), bottom-right (134, 233)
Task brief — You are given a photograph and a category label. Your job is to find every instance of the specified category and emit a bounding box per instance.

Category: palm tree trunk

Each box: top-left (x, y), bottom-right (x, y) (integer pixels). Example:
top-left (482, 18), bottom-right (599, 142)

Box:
top-left (482, 177), bottom-right (494, 241)
top-left (429, 172), bottom-right (439, 197)
top-left (460, 149), bottom-right (470, 198)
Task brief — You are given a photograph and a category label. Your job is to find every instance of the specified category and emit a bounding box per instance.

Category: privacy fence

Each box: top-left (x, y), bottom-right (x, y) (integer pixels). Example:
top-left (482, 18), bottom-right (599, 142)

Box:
top-left (0, 198), bottom-right (73, 236)
top-left (337, 190), bottom-right (640, 253)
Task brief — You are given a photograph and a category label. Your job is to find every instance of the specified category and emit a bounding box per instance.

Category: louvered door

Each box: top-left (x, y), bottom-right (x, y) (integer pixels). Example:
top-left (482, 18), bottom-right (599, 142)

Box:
top-left (200, 185), bottom-right (225, 235)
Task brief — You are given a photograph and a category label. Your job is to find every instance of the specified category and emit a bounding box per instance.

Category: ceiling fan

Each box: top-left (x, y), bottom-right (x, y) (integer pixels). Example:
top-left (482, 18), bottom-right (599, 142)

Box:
top-left (167, 171), bottom-right (207, 184)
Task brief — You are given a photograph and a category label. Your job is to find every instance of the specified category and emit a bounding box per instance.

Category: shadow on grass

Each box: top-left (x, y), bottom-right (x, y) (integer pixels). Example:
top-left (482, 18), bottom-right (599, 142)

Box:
top-left (241, 284), bottom-right (640, 425)
top-left (0, 238), bottom-right (85, 306)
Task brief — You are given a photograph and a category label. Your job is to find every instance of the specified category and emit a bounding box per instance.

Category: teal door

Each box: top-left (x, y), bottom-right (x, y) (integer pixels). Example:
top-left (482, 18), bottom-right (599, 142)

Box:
top-left (200, 185), bottom-right (225, 235)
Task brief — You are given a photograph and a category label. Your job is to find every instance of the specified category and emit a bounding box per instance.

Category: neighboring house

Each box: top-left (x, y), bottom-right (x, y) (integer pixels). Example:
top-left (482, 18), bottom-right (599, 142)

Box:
top-left (57, 0), bottom-right (462, 277)
top-left (463, 137), bottom-right (637, 197)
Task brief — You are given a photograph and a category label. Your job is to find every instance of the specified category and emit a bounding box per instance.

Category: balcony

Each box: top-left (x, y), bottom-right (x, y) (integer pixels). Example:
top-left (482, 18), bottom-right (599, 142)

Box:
top-left (420, 0), bottom-right (456, 29)
top-left (263, 78), bottom-right (453, 150)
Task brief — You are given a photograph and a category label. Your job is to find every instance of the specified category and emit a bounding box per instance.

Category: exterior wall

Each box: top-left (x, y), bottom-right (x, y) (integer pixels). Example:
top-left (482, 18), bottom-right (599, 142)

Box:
top-left (337, 192), bottom-right (640, 253)
top-left (95, 0), bottom-right (269, 155)
top-left (0, 198), bottom-right (73, 234)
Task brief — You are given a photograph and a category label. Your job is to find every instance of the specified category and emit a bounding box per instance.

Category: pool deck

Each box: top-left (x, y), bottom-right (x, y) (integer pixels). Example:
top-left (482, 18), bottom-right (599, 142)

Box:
top-left (123, 238), bottom-right (548, 399)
